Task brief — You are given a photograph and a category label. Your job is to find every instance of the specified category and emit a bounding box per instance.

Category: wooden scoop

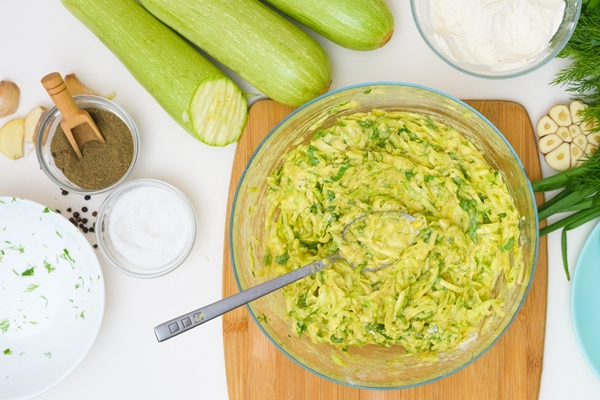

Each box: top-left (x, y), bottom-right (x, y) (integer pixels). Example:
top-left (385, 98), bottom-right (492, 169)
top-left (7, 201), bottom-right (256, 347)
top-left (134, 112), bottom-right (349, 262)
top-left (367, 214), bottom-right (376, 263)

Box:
top-left (41, 72), bottom-right (105, 158)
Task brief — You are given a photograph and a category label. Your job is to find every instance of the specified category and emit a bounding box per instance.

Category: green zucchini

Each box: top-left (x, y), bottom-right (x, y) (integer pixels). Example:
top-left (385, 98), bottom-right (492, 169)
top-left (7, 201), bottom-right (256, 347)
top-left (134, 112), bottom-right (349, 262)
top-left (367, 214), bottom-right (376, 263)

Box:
top-left (263, 0), bottom-right (394, 51)
top-left (140, 0), bottom-right (332, 107)
top-left (61, 0), bottom-right (248, 146)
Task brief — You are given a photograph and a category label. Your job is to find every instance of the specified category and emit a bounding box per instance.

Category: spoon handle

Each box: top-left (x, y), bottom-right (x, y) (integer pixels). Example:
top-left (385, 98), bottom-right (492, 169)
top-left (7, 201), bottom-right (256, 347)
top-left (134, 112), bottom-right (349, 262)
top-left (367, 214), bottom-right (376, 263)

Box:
top-left (154, 253), bottom-right (340, 342)
top-left (41, 72), bottom-right (79, 118)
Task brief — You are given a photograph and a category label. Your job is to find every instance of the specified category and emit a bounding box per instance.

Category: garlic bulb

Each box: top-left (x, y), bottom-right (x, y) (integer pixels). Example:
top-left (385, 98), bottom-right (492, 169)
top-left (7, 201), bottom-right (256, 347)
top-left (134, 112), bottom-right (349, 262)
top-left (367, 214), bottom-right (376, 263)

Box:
top-left (536, 101), bottom-right (599, 171)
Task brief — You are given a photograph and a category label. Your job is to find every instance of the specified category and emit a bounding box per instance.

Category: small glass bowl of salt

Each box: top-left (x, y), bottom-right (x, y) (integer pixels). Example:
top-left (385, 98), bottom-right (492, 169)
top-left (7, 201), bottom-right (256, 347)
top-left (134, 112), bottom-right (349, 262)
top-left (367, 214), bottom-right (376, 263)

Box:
top-left (96, 179), bottom-right (197, 278)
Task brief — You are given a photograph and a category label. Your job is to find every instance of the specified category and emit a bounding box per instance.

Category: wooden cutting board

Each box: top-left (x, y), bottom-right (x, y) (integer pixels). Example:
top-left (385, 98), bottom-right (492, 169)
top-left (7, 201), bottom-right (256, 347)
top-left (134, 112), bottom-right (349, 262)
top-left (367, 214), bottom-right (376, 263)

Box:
top-left (222, 99), bottom-right (548, 400)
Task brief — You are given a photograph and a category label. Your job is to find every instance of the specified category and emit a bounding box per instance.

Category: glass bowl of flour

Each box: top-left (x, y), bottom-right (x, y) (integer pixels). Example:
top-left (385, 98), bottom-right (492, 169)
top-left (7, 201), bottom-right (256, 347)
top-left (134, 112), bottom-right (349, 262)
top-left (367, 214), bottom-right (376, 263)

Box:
top-left (411, 0), bottom-right (581, 79)
top-left (96, 179), bottom-right (197, 278)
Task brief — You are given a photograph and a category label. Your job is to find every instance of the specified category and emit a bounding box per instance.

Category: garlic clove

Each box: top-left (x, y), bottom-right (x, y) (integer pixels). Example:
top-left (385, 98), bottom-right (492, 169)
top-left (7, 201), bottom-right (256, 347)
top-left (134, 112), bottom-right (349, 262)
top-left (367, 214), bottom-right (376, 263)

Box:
top-left (0, 80), bottom-right (20, 118)
top-left (588, 131), bottom-right (600, 146)
top-left (0, 118), bottom-right (25, 160)
top-left (570, 143), bottom-right (584, 168)
top-left (573, 133), bottom-right (588, 151)
top-left (538, 133), bottom-right (563, 154)
top-left (569, 124), bottom-right (582, 138)
top-left (569, 100), bottom-right (588, 125)
top-left (537, 115), bottom-right (559, 137)
top-left (586, 143), bottom-right (598, 156)
top-left (581, 119), bottom-right (597, 135)
top-left (64, 73), bottom-right (116, 99)
top-left (556, 126), bottom-right (572, 143)
top-left (545, 142), bottom-right (571, 171)
top-left (23, 106), bottom-right (47, 144)
top-left (549, 104), bottom-right (572, 127)
top-left (64, 73), bottom-right (95, 96)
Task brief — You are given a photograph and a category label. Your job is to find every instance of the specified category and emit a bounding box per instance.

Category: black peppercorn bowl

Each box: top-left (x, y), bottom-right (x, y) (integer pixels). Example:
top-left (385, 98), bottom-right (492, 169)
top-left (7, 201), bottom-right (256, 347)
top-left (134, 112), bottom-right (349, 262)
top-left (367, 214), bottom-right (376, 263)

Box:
top-left (35, 95), bottom-right (140, 195)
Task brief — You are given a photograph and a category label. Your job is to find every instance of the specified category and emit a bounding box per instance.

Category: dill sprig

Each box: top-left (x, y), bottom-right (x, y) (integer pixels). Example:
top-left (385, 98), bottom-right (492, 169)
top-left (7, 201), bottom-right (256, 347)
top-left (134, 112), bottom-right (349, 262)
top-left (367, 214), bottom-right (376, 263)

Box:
top-left (552, 6), bottom-right (600, 129)
top-left (539, 3), bottom-right (600, 279)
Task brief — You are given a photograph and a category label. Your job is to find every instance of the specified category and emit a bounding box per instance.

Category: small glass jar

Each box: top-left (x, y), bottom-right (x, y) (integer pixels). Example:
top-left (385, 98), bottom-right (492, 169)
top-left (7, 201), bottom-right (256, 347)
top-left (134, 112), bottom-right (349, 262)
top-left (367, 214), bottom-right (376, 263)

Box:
top-left (36, 95), bottom-right (140, 195)
top-left (96, 179), bottom-right (198, 278)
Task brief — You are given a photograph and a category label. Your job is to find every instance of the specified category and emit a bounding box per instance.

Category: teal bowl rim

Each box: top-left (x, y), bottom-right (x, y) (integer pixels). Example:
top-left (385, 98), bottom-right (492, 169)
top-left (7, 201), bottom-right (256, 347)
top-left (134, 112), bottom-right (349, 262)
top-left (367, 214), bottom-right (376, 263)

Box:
top-left (571, 219), bottom-right (600, 380)
top-left (229, 81), bottom-right (540, 389)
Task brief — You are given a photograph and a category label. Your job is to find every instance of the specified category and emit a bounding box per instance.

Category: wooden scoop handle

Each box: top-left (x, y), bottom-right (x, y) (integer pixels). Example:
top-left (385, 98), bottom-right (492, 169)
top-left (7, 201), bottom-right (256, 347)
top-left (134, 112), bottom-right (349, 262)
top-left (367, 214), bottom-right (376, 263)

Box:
top-left (41, 72), bottom-right (80, 119)
top-left (41, 72), bottom-right (105, 159)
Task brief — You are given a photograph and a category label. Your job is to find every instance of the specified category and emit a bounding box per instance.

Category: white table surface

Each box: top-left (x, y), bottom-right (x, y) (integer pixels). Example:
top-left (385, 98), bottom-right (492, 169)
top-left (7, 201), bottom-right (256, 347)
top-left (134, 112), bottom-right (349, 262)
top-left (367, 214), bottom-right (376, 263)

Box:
top-left (2, 1), bottom-right (599, 399)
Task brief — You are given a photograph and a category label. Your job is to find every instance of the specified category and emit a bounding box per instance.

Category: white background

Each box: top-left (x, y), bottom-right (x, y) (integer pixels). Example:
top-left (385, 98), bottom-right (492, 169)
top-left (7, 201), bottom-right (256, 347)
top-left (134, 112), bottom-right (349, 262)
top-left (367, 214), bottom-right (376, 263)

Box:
top-left (1, 0), bottom-right (599, 399)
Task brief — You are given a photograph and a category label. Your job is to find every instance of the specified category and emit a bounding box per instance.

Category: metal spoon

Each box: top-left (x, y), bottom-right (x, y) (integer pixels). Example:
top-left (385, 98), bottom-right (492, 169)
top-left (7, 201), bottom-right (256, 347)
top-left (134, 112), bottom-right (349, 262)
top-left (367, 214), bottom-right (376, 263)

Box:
top-left (154, 211), bottom-right (417, 342)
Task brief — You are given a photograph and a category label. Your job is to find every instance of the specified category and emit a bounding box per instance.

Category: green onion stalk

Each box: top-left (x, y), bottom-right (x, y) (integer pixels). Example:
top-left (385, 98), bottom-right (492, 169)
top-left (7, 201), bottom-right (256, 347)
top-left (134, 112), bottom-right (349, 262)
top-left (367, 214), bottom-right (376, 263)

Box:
top-left (533, 149), bottom-right (600, 280)
top-left (536, 2), bottom-right (600, 280)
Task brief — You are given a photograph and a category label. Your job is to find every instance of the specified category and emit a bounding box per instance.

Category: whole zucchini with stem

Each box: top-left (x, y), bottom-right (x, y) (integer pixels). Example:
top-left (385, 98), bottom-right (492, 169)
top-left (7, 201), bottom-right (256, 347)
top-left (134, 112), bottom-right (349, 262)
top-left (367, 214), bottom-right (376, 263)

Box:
top-left (61, 0), bottom-right (248, 146)
top-left (262, 0), bottom-right (394, 51)
top-left (140, 0), bottom-right (332, 107)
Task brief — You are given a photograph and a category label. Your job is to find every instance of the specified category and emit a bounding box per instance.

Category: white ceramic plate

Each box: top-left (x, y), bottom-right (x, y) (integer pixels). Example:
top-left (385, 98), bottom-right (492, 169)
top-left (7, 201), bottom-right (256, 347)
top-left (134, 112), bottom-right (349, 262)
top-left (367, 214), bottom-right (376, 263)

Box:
top-left (0, 197), bottom-right (105, 400)
top-left (572, 220), bottom-right (600, 380)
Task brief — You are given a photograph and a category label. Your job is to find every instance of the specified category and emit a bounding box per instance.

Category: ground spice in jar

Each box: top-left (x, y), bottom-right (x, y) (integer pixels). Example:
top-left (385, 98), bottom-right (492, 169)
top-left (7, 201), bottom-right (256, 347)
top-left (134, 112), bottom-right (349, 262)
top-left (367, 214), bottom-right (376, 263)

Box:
top-left (51, 107), bottom-right (134, 190)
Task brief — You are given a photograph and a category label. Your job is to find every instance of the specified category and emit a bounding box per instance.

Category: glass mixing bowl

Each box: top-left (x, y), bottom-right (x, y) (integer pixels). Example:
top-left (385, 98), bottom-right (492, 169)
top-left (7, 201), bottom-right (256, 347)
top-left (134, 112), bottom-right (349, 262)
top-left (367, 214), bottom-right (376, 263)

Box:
top-left (229, 83), bottom-right (539, 388)
top-left (411, 0), bottom-right (581, 79)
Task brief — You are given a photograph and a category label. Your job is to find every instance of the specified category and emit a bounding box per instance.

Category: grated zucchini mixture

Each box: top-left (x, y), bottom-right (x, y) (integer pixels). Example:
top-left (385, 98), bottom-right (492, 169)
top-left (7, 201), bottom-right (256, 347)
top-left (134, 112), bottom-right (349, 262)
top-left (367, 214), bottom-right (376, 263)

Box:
top-left (262, 109), bottom-right (522, 354)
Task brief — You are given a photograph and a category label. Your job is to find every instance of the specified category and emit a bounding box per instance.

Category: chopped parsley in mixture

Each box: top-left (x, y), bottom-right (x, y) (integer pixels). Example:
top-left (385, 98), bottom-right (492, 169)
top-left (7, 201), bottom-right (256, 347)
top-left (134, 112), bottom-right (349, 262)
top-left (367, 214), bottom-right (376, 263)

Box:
top-left (262, 109), bottom-right (522, 354)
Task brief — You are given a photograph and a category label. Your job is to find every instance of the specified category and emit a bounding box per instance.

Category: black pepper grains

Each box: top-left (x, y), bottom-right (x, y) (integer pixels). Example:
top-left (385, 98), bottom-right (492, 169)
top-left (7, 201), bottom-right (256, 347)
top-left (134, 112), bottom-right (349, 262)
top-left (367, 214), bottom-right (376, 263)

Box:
top-left (60, 191), bottom-right (98, 237)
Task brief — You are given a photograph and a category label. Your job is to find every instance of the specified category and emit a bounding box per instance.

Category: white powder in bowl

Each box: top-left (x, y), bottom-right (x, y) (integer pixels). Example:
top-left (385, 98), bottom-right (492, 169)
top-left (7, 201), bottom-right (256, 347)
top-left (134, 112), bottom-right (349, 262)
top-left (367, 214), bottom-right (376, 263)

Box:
top-left (108, 186), bottom-right (191, 270)
top-left (429, 0), bottom-right (565, 72)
